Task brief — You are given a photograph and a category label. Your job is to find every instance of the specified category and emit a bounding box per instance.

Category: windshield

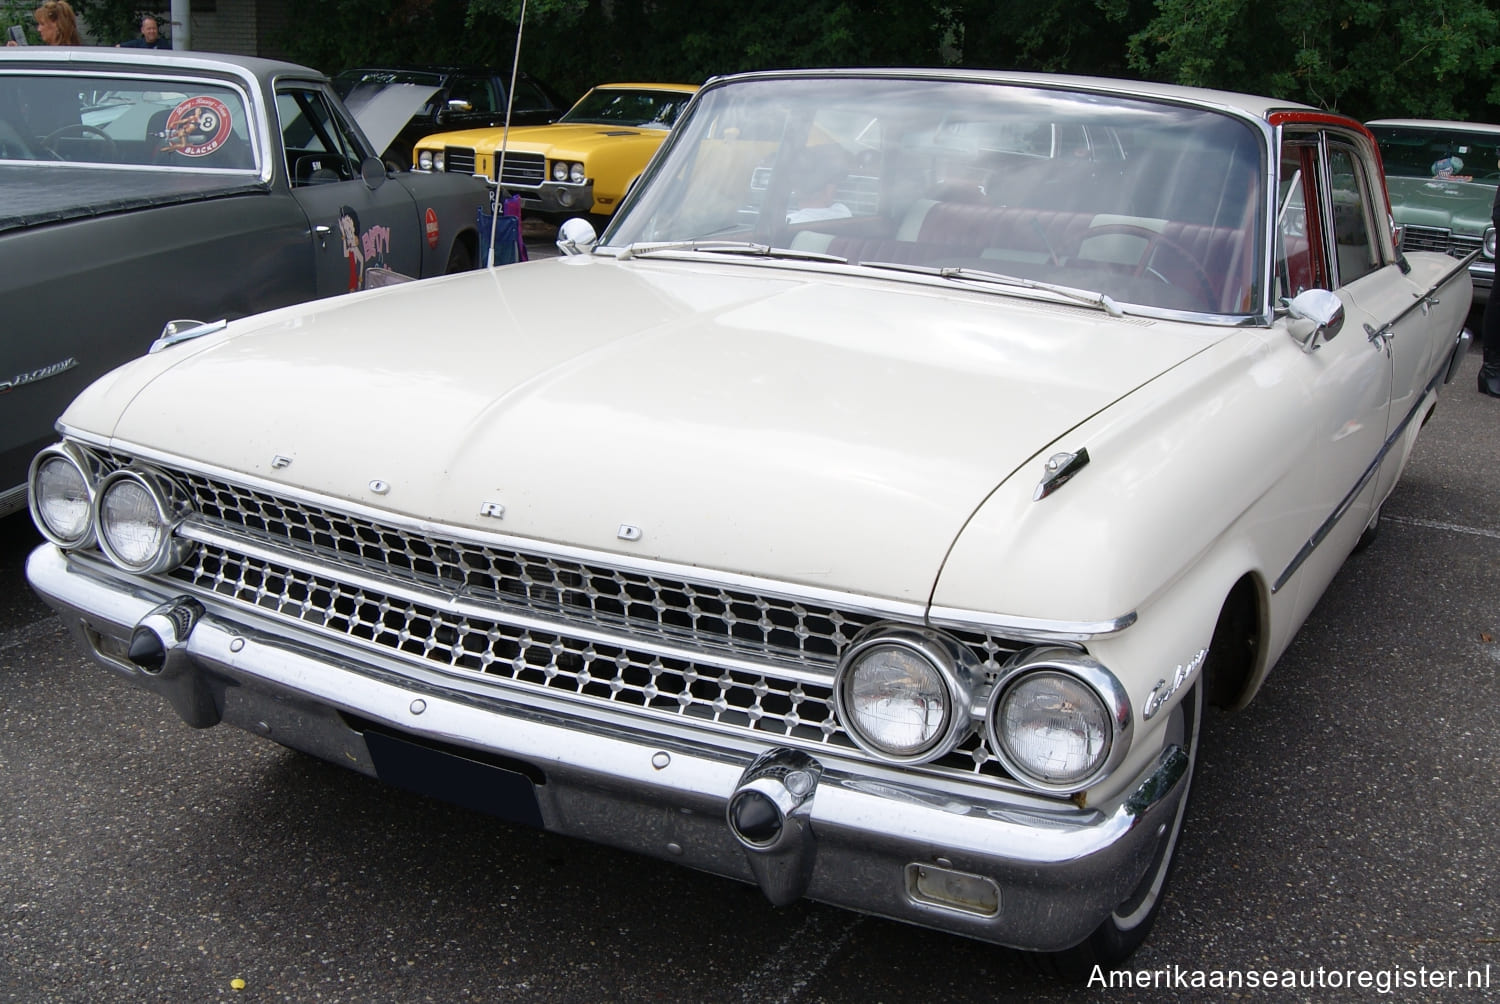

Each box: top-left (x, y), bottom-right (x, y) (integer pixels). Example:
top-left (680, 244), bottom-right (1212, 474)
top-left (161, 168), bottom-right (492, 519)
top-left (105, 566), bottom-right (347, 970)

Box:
top-left (607, 75), bottom-right (1267, 316)
top-left (1370, 124), bottom-right (1500, 183)
top-left (0, 72), bottom-right (256, 170)
top-left (561, 87), bottom-right (691, 129)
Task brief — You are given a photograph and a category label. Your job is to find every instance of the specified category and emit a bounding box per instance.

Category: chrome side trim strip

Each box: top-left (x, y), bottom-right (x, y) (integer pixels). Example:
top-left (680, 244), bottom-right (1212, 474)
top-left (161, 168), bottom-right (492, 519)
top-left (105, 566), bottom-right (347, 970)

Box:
top-left (1272, 352), bottom-right (1451, 594)
top-left (927, 606), bottom-right (1136, 643)
top-left (1362, 251), bottom-right (1477, 344)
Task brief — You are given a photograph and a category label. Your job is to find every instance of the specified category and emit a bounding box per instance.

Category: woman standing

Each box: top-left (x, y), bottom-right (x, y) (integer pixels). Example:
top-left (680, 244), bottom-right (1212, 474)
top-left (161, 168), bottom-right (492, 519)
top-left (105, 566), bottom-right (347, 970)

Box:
top-left (7, 1), bottom-right (83, 45)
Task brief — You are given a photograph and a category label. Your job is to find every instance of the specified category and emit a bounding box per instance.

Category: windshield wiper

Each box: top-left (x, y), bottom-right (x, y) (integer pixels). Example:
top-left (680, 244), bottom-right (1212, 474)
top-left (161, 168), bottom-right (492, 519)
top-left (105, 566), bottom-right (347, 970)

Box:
top-left (616, 240), bottom-right (847, 264)
top-left (857, 261), bottom-right (1126, 317)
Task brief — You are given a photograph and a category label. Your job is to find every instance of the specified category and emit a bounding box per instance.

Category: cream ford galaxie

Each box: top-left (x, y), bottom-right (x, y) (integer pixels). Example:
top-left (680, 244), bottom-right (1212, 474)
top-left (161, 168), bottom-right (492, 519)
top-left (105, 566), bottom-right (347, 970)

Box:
top-left (25, 69), bottom-right (1471, 973)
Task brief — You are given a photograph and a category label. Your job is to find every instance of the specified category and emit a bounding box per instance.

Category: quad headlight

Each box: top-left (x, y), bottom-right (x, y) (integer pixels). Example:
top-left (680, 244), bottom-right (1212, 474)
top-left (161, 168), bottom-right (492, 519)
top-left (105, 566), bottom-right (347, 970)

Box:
top-left (551, 160), bottom-right (585, 184)
top-left (416, 149), bottom-right (444, 172)
top-left (28, 446), bottom-right (95, 547)
top-left (834, 628), bottom-right (976, 763)
top-left (985, 648), bottom-right (1131, 794)
top-left (93, 469), bottom-right (192, 574)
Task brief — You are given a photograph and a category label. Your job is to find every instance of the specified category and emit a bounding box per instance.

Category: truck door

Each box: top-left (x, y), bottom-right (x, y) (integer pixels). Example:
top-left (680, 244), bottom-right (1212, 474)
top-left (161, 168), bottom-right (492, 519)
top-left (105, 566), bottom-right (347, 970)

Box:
top-left (276, 82), bottom-right (421, 294)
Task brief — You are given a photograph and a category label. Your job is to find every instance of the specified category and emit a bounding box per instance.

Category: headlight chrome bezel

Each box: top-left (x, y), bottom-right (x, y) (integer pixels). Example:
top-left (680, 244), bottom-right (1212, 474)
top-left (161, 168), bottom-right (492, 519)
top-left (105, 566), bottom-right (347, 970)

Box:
top-left (985, 647), bottom-right (1133, 795)
top-left (28, 443), bottom-right (98, 548)
top-left (93, 467), bottom-right (193, 575)
top-left (833, 626), bottom-right (977, 764)
top-left (1484, 225), bottom-right (1496, 260)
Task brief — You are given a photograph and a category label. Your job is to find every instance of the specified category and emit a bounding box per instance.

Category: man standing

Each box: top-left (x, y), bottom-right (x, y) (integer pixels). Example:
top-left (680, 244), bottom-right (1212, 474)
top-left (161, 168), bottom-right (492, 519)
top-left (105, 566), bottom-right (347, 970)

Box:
top-left (120, 15), bottom-right (170, 48)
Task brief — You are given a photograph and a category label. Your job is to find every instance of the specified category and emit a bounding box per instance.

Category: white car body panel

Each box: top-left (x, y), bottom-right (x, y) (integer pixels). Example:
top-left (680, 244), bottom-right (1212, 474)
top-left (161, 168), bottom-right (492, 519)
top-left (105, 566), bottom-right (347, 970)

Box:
top-left (25, 67), bottom-right (1474, 963)
top-left (66, 259), bottom-right (1220, 605)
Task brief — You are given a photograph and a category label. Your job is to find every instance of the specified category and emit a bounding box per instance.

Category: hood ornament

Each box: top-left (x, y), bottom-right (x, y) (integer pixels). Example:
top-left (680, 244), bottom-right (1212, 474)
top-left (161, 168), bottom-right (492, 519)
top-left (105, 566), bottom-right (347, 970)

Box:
top-left (1033, 448), bottom-right (1090, 501)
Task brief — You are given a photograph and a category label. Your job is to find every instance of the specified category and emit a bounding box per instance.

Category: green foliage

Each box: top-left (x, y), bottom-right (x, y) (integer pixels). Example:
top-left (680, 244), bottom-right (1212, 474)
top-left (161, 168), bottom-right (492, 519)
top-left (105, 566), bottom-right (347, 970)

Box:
top-left (262, 0), bottom-right (1500, 123)
top-left (1128, 0), bottom-right (1500, 119)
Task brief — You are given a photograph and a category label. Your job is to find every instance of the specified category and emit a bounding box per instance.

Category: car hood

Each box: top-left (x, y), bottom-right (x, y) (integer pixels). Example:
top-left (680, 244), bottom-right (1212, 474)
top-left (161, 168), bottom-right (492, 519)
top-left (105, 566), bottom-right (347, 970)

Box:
top-left (342, 81), bottom-right (442, 157)
top-left (436, 122), bottom-right (669, 154)
top-left (1385, 175), bottom-right (1498, 233)
top-left (69, 258), bottom-right (1218, 602)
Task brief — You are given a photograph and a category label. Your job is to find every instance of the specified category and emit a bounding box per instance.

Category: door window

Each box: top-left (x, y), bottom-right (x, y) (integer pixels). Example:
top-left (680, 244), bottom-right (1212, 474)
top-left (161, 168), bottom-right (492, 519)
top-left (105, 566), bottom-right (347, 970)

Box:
top-left (277, 85), bottom-right (368, 187)
top-left (449, 76), bottom-right (497, 115)
top-left (1275, 140), bottom-right (1326, 300)
top-left (1325, 143), bottom-right (1381, 285)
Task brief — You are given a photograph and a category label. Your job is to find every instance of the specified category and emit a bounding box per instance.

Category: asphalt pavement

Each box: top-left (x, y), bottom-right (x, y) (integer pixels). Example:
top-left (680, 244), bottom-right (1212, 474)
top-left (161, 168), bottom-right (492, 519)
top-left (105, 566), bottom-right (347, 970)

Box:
top-left (1, 344), bottom-right (1497, 1003)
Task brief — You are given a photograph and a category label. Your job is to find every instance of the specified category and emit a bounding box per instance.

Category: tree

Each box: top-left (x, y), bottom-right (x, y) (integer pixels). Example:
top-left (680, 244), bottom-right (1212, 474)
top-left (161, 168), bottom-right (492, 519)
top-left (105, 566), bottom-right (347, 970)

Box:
top-left (1128, 0), bottom-right (1500, 121)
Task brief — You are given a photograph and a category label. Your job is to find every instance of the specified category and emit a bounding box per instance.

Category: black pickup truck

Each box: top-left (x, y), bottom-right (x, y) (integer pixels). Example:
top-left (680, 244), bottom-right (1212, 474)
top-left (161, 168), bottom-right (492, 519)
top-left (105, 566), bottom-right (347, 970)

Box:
top-left (0, 48), bottom-right (490, 518)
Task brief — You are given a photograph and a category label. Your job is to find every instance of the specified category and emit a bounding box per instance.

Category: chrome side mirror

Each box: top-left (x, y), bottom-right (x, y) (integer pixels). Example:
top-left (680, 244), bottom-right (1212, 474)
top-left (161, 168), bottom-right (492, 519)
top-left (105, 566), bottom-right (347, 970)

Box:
top-left (1285, 288), bottom-right (1345, 352)
top-left (556, 217), bottom-right (598, 256)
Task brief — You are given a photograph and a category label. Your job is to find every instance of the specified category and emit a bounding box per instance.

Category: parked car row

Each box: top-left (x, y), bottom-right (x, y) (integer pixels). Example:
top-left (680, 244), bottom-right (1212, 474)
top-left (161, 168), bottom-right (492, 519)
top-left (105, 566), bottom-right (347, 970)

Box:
top-left (329, 65), bottom-right (699, 226)
top-left (18, 61), bottom-right (1473, 978)
top-left (0, 48), bottom-right (491, 520)
top-left (331, 64), bottom-right (566, 169)
top-left (412, 81), bottom-right (699, 220)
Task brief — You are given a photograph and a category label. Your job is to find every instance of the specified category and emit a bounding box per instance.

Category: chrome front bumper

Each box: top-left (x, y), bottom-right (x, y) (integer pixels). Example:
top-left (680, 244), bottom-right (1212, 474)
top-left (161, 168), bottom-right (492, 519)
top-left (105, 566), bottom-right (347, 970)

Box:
top-left (27, 542), bottom-right (1189, 953)
top-left (511, 180), bottom-right (595, 216)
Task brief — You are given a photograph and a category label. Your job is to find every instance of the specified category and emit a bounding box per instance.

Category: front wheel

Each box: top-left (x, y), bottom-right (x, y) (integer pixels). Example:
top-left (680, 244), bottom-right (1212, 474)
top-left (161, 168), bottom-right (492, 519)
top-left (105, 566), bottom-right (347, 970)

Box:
top-left (1034, 681), bottom-right (1201, 977)
top-left (445, 238), bottom-right (475, 274)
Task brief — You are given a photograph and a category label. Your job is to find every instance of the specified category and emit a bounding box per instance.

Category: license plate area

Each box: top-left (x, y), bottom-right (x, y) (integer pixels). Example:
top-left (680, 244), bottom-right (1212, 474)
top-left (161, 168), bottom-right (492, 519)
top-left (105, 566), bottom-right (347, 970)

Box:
top-left (363, 725), bottom-right (544, 828)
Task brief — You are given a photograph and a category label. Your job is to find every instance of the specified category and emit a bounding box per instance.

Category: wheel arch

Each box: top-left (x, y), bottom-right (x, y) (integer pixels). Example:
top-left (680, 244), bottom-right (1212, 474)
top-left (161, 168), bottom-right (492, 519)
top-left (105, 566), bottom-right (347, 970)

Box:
top-left (1201, 572), bottom-right (1266, 710)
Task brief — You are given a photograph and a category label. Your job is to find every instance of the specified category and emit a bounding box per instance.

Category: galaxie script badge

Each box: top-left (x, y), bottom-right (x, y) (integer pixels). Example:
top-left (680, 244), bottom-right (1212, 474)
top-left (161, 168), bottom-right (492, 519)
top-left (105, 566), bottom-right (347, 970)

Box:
top-left (1, 357), bottom-right (77, 394)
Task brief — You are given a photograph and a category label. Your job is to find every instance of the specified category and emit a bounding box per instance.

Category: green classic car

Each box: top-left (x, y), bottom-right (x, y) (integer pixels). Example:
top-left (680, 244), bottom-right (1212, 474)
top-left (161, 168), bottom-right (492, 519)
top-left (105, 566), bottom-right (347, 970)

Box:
top-left (1367, 118), bottom-right (1500, 313)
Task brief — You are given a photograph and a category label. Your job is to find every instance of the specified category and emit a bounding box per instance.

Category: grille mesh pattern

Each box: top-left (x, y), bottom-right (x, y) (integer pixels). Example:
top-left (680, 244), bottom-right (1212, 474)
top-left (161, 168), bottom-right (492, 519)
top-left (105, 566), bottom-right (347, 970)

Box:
top-left (1402, 224), bottom-right (1484, 260)
top-left (95, 453), bottom-right (1034, 784)
top-left (442, 146), bottom-right (476, 175)
top-left (496, 152), bottom-right (546, 187)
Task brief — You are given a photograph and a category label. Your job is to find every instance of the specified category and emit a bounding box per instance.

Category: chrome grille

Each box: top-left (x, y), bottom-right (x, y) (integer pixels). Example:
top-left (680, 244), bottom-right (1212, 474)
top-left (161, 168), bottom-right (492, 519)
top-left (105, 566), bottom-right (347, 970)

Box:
top-left (172, 470), bottom-right (880, 668)
top-left (496, 151), bottom-right (546, 187)
top-left (92, 451), bottom-right (1033, 786)
top-left (1402, 224), bottom-right (1483, 260)
top-left (444, 146), bottom-right (476, 174)
top-left (174, 542), bottom-right (846, 744)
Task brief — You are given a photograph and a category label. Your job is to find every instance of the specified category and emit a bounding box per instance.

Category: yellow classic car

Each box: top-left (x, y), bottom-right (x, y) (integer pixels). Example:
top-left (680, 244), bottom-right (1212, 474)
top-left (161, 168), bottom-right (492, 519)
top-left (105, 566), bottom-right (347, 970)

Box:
top-left (412, 82), bottom-right (698, 218)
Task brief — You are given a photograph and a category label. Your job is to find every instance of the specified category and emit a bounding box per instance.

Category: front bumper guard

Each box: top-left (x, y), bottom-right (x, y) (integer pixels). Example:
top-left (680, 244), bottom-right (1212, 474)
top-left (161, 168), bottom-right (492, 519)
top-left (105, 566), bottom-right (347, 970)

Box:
top-left (27, 543), bottom-right (1189, 953)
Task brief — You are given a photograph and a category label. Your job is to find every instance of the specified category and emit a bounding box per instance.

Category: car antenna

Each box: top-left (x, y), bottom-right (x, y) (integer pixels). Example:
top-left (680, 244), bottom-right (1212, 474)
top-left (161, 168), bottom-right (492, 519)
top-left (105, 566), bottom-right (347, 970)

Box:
top-left (487, 0), bottom-right (527, 268)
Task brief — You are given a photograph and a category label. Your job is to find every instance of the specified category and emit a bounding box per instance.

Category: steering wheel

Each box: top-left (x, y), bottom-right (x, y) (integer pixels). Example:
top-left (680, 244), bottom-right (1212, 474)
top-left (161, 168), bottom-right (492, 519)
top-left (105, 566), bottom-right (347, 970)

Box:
top-left (40, 123), bottom-right (118, 162)
top-left (1080, 222), bottom-right (1220, 311)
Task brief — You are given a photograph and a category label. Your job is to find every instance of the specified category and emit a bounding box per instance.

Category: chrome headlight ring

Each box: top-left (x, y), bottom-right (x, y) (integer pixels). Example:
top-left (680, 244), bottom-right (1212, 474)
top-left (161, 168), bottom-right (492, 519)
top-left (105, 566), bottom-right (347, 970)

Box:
top-left (1485, 225), bottom-right (1496, 260)
top-left (93, 467), bottom-right (195, 575)
top-left (833, 626), bottom-right (978, 764)
top-left (28, 443), bottom-right (100, 548)
top-left (984, 647), bottom-right (1133, 795)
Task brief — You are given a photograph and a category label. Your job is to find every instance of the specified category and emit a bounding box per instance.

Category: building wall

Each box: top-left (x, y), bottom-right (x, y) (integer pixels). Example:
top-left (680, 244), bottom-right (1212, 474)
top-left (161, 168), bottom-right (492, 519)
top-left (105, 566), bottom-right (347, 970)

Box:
top-left (186, 0), bottom-right (290, 58)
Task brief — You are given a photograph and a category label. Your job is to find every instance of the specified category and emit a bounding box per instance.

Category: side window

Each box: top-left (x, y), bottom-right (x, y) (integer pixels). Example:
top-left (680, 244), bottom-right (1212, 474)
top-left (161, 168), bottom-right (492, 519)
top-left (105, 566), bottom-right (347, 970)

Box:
top-left (512, 78), bottom-right (550, 114)
top-left (1275, 140), bottom-right (1326, 300)
top-left (1326, 143), bottom-right (1381, 285)
top-left (277, 85), bottom-right (365, 187)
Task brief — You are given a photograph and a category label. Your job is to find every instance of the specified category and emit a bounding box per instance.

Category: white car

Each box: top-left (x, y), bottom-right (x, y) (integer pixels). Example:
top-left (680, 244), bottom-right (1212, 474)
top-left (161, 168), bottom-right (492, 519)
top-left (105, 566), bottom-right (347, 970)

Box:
top-left (25, 68), bottom-right (1470, 972)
